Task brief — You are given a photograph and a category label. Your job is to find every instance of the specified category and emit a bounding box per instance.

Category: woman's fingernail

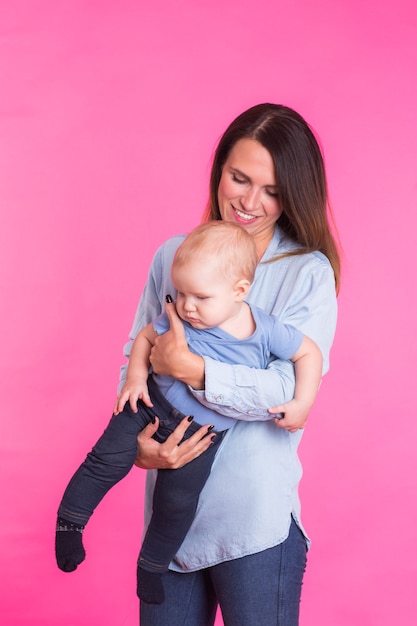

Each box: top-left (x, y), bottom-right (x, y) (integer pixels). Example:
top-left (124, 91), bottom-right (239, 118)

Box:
top-left (165, 294), bottom-right (173, 303)
top-left (207, 425), bottom-right (215, 432)
top-left (187, 415), bottom-right (194, 422)
top-left (151, 415), bottom-right (156, 424)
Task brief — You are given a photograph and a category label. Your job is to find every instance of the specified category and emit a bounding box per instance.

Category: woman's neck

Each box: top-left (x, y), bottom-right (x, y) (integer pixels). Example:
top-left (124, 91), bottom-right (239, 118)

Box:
top-left (254, 230), bottom-right (274, 260)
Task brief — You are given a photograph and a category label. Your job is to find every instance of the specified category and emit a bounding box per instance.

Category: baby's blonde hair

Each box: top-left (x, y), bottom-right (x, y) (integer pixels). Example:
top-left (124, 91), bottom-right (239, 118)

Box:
top-left (173, 222), bottom-right (258, 284)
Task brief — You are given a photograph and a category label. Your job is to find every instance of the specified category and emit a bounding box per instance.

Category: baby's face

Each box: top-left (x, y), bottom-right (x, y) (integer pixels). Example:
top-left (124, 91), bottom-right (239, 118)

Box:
top-left (171, 259), bottom-right (242, 330)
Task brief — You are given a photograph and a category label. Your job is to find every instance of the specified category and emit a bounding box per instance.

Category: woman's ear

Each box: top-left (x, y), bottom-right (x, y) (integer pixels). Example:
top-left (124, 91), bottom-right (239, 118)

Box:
top-left (233, 279), bottom-right (251, 301)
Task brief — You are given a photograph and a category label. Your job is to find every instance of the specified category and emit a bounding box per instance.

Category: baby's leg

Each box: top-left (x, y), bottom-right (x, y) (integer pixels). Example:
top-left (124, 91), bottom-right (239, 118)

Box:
top-left (137, 430), bottom-right (225, 604)
top-left (56, 403), bottom-right (153, 572)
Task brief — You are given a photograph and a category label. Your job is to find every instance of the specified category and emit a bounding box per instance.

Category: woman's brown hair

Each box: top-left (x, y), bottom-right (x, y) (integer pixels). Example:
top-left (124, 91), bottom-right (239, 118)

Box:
top-left (202, 103), bottom-right (341, 292)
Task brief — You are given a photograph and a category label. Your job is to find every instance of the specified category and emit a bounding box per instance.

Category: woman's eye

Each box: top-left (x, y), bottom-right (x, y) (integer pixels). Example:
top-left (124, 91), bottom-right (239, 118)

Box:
top-left (231, 174), bottom-right (245, 184)
top-left (266, 189), bottom-right (279, 198)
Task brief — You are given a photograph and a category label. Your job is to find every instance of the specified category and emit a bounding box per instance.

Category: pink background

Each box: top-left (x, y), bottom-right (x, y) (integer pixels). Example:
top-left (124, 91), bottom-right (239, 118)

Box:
top-left (1, 1), bottom-right (416, 624)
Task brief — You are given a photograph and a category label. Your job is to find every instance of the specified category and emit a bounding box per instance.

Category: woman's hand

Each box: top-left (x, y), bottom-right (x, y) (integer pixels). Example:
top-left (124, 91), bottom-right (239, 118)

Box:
top-left (149, 297), bottom-right (205, 390)
top-left (134, 416), bottom-right (216, 469)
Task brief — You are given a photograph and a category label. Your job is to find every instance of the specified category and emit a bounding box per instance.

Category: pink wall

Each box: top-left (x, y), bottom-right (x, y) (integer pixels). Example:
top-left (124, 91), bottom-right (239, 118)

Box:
top-left (1, 1), bottom-right (416, 624)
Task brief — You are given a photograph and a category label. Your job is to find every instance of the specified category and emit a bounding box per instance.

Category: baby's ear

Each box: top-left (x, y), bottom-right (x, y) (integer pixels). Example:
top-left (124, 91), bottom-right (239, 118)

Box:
top-left (234, 278), bottom-right (251, 301)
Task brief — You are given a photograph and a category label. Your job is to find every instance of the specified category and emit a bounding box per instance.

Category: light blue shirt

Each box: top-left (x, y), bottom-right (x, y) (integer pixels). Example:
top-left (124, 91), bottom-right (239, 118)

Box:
top-left (152, 305), bottom-right (303, 431)
top-left (120, 225), bottom-right (338, 571)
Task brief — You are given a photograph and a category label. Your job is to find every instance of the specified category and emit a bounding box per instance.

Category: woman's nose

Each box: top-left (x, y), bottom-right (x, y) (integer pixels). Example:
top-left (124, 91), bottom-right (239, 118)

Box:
top-left (241, 187), bottom-right (260, 212)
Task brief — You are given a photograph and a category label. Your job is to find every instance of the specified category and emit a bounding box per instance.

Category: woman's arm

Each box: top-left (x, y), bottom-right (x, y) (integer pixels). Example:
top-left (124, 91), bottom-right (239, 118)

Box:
top-left (118, 236), bottom-right (184, 392)
top-left (149, 255), bottom-right (337, 420)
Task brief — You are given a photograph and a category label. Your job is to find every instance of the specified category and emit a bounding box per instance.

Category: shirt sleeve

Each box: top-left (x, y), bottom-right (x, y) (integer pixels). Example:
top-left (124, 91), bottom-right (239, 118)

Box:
top-left (153, 312), bottom-right (170, 335)
top-left (189, 256), bottom-right (337, 419)
top-left (118, 238), bottom-right (180, 391)
top-left (268, 317), bottom-right (304, 361)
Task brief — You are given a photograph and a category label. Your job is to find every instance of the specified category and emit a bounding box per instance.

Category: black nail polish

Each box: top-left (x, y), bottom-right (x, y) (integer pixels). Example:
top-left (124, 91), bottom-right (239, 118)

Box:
top-left (165, 294), bottom-right (173, 303)
top-left (207, 425), bottom-right (215, 432)
top-left (187, 415), bottom-right (194, 422)
top-left (151, 415), bottom-right (156, 424)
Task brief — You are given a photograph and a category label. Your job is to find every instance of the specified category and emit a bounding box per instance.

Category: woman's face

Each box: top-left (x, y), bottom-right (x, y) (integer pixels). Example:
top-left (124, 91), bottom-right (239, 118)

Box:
top-left (217, 138), bottom-right (283, 249)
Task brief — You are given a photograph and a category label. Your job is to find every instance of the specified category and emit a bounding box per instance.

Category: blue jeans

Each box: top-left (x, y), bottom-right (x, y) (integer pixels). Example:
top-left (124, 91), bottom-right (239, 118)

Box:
top-left (58, 375), bottom-right (224, 572)
top-left (140, 518), bottom-right (307, 626)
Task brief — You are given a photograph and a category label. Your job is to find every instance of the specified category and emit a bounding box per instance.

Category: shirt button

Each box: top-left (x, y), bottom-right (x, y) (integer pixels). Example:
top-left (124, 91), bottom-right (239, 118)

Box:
top-left (215, 395), bottom-right (223, 402)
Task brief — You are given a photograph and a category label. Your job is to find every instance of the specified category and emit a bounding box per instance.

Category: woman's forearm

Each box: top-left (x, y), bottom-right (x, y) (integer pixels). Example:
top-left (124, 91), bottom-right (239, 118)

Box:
top-left (167, 350), bottom-right (205, 390)
top-left (189, 356), bottom-right (296, 420)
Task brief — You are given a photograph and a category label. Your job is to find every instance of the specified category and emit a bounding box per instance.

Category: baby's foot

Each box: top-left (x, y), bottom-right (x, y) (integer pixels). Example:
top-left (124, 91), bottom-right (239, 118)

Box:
top-left (137, 565), bottom-right (165, 604)
top-left (55, 517), bottom-right (86, 572)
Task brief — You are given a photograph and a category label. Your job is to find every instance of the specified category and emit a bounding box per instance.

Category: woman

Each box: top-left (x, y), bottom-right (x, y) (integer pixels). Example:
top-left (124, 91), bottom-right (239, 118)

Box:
top-left (120, 103), bottom-right (340, 625)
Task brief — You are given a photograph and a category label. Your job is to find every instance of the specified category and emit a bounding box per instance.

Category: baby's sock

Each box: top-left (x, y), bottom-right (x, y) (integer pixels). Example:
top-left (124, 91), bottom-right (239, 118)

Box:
top-left (137, 565), bottom-right (165, 605)
top-left (55, 516), bottom-right (86, 572)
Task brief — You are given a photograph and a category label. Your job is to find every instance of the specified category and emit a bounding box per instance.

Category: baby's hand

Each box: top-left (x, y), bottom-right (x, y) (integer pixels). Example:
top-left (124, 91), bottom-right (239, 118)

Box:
top-left (114, 379), bottom-right (153, 415)
top-left (268, 399), bottom-right (311, 433)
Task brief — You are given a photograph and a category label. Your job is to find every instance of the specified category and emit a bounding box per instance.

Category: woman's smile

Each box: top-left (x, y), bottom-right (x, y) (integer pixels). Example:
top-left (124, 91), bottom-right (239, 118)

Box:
top-left (232, 205), bottom-right (258, 222)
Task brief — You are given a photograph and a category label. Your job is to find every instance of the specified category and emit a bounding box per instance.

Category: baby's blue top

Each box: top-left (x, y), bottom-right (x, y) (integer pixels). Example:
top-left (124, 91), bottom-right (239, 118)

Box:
top-left (120, 225), bottom-right (338, 570)
top-left (152, 305), bottom-right (303, 430)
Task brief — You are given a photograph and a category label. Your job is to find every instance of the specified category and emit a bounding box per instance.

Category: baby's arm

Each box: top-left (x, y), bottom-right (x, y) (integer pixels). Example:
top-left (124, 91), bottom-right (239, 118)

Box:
top-left (114, 323), bottom-right (158, 414)
top-left (268, 335), bottom-right (323, 432)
